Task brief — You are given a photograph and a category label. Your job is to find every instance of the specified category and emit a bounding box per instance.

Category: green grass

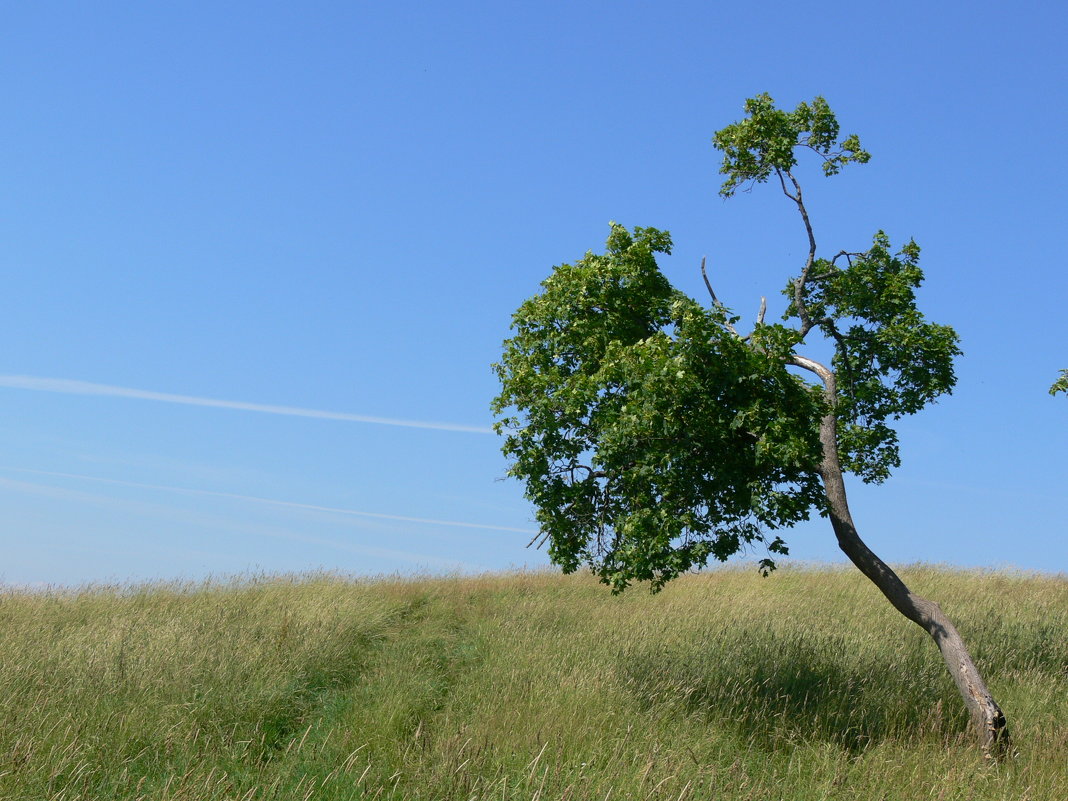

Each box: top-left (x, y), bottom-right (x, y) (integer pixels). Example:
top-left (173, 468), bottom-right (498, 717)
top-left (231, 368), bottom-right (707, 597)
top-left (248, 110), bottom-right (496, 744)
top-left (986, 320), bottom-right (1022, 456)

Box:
top-left (1, 566), bottom-right (1065, 800)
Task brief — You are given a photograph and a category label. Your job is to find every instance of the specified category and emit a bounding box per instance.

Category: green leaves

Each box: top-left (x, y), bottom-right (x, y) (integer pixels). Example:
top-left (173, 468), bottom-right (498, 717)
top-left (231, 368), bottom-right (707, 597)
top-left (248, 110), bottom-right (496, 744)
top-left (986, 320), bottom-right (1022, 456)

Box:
top-left (494, 95), bottom-right (962, 594)
top-left (713, 93), bottom-right (870, 197)
top-left (493, 225), bottom-right (825, 593)
top-left (1051, 370), bottom-right (1068, 397)
top-left (793, 232), bottom-right (962, 482)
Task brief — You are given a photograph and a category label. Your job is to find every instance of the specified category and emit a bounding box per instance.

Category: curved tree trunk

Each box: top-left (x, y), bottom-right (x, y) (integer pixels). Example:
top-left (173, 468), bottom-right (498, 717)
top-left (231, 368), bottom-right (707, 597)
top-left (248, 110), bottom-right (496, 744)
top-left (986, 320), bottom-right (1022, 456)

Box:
top-left (792, 356), bottom-right (1010, 753)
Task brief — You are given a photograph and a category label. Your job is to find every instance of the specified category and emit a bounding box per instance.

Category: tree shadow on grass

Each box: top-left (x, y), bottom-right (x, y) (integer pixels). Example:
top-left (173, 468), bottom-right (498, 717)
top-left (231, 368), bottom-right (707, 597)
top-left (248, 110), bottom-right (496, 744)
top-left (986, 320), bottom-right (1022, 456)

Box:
top-left (618, 628), bottom-right (967, 752)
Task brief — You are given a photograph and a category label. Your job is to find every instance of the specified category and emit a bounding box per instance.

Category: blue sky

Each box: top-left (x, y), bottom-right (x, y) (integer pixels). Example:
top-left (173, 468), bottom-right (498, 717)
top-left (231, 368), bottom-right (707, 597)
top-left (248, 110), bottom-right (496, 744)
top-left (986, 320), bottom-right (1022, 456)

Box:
top-left (1, 1), bottom-right (1065, 586)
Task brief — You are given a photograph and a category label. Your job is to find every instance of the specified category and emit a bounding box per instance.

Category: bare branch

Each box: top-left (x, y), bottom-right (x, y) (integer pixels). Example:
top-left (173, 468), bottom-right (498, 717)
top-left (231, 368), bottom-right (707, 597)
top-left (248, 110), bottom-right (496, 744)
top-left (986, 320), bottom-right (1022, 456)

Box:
top-left (700, 255), bottom-right (720, 306)
top-left (700, 256), bottom-right (739, 336)
top-left (786, 170), bottom-right (817, 278)
top-left (526, 530), bottom-right (550, 549)
top-left (775, 168), bottom-right (799, 202)
top-left (776, 169), bottom-right (819, 339)
top-left (744, 296), bottom-right (768, 343)
top-left (790, 353), bottom-right (835, 391)
top-left (830, 250), bottom-right (858, 267)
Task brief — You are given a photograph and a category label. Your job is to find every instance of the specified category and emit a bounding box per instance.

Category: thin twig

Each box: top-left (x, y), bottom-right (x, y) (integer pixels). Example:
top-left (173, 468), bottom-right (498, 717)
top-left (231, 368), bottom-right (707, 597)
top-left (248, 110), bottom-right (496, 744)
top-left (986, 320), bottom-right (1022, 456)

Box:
top-left (700, 256), bottom-right (739, 336)
top-left (775, 168), bottom-right (818, 338)
top-left (830, 250), bottom-right (852, 266)
top-left (526, 530), bottom-right (550, 549)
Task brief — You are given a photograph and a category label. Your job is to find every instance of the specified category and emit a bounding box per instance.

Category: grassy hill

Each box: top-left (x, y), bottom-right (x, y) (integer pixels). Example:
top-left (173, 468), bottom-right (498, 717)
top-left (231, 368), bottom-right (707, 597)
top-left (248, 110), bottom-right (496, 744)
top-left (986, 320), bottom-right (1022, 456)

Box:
top-left (1, 566), bottom-right (1064, 800)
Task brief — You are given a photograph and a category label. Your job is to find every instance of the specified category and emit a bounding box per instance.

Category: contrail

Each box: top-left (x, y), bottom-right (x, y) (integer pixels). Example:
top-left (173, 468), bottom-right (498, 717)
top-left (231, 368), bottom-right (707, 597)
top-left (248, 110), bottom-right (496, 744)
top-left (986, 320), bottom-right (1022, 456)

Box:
top-left (0, 375), bottom-right (494, 434)
top-left (0, 475), bottom-right (485, 571)
top-left (0, 466), bottom-right (537, 535)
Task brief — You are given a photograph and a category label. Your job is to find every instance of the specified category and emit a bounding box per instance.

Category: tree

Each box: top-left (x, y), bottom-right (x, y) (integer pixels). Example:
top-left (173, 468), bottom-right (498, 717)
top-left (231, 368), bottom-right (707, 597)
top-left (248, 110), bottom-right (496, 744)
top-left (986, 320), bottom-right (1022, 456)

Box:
top-left (493, 94), bottom-right (1010, 751)
top-left (1052, 370), bottom-right (1068, 396)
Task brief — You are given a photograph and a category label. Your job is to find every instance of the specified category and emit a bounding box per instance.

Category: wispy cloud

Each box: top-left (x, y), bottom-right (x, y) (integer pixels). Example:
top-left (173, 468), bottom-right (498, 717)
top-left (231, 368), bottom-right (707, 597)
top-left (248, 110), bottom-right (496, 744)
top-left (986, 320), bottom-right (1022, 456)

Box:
top-left (0, 466), bottom-right (537, 535)
top-left (0, 375), bottom-right (493, 434)
top-left (0, 475), bottom-right (484, 572)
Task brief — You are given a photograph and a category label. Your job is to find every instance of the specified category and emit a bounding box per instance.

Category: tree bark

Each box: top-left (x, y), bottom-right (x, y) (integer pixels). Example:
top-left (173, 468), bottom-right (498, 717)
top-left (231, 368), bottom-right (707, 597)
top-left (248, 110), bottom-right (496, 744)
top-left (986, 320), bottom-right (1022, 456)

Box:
top-left (792, 355), bottom-right (1010, 753)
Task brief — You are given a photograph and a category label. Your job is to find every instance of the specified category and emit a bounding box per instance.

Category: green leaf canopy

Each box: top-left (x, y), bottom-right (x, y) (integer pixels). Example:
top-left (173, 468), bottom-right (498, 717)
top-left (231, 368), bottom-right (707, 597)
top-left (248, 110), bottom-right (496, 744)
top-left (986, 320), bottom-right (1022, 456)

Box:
top-left (493, 225), bottom-right (825, 591)
top-left (494, 95), bottom-right (962, 594)
top-left (1052, 370), bottom-right (1068, 396)
top-left (794, 234), bottom-right (962, 482)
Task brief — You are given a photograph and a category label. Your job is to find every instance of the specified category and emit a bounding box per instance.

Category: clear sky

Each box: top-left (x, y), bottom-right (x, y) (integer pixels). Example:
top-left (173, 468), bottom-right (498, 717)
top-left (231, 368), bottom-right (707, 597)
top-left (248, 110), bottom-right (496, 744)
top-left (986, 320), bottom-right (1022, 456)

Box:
top-left (1, 1), bottom-right (1065, 587)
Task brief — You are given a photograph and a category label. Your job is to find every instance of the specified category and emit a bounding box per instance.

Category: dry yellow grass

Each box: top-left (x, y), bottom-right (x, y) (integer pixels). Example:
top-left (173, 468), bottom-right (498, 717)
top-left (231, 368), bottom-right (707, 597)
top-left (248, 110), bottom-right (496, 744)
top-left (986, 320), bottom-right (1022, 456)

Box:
top-left (0, 566), bottom-right (1064, 799)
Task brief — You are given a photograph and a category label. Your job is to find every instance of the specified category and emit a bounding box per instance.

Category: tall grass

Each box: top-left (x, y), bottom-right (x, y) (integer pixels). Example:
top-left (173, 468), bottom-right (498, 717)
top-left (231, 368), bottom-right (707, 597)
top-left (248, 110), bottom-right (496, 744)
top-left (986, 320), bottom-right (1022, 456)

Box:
top-left (0, 566), bottom-right (1064, 800)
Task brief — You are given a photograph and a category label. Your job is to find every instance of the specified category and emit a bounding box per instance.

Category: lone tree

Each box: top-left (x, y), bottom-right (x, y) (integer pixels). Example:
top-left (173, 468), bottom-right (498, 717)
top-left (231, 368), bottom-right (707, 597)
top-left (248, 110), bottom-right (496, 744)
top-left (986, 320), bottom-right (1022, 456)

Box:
top-left (493, 94), bottom-right (1010, 751)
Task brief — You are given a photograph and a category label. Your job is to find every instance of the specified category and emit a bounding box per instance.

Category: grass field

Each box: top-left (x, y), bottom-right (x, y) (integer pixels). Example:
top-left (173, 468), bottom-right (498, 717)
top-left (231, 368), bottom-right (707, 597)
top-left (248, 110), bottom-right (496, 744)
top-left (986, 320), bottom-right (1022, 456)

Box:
top-left (0, 566), bottom-right (1065, 800)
